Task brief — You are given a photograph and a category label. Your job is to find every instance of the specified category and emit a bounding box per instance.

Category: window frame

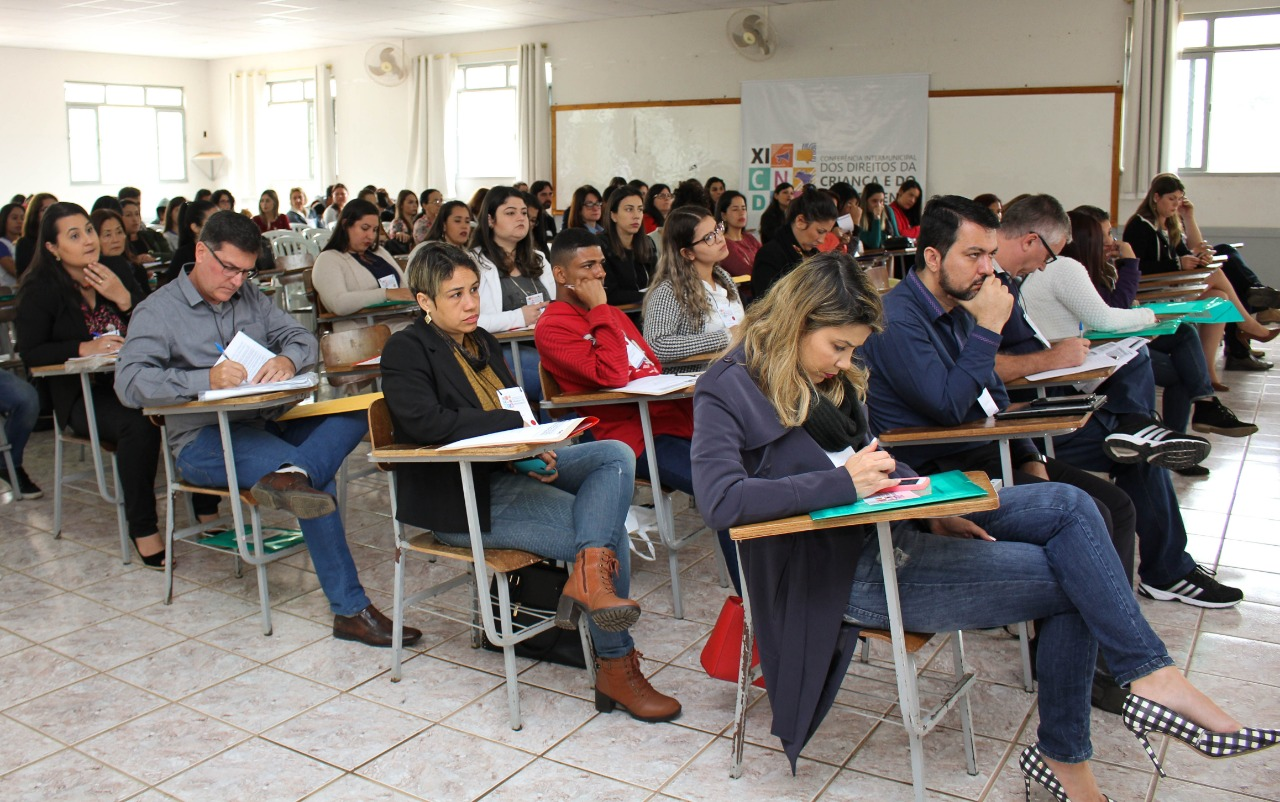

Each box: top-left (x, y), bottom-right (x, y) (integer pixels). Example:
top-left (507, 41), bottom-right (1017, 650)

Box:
top-left (265, 77), bottom-right (319, 182)
top-left (64, 81), bottom-right (188, 185)
top-left (454, 60), bottom-right (520, 190)
top-left (1174, 7), bottom-right (1280, 175)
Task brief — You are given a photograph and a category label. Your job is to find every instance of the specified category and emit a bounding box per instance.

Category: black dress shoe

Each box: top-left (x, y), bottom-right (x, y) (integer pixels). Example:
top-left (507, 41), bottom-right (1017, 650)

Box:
top-left (251, 470), bottom-right (336, 519)
top-left (333, 604), bottom-right (423, 647)
top-left (1224, 354), bottom-right (1274, 372)
top-left (1247, 286), bottom-right (1280, 309)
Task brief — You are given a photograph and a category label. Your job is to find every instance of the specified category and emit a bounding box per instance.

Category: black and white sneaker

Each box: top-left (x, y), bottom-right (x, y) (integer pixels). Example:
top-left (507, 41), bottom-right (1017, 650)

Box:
top-left (1192, 397), bottom-right (1259, 438)
top-left (1139, 564), bottom-right (1243, 608)
top-left (1104, 420), bottom-right (1210, 469)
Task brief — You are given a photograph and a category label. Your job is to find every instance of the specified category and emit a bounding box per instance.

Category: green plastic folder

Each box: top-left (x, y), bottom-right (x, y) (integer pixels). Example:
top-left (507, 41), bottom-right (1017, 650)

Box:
top-left (198, 527), bottom-right (306, 554)
top-left (810, 470), bottom-right (987, 521)
top-left (1084, 319), bottom-right (1180, 340)
top-left (1137, 297), bottom-right (1242, 324)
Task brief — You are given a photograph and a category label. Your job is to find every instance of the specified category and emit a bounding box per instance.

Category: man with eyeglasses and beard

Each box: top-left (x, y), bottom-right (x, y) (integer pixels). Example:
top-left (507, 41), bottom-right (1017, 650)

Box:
top-left (115, 211), bottom-right (422, 649)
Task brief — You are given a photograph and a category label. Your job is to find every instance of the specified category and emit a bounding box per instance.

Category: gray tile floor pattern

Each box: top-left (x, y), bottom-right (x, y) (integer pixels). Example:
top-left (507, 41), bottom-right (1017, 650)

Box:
top-left (1, 352), bottom-right (1278, 801)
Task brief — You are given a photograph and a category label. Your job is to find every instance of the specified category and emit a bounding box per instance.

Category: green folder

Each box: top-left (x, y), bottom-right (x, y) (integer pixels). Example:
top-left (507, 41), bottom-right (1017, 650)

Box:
top-left (810, 470), bottom-right (988, 521)
top-left (198, 527), bottom-right (306, 554)
top-left (1084, 319), bottom-right (1180, 340)
top-left (1137, 297), bottom-right (1242, 324)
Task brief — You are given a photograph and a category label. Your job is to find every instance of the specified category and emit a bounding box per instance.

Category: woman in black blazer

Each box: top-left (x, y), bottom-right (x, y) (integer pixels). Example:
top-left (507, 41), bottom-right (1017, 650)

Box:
top-left (381, 242), bottom-right (680, 723)
top-left (17, 203), bottom-right (180, 568)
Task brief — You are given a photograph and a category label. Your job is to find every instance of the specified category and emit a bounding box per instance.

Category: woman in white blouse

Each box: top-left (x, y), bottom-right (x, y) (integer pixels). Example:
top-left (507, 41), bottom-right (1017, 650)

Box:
top-left (642, 205), bottom-right (743, 374)
top-left (312, 198), bottom-right (414, 333)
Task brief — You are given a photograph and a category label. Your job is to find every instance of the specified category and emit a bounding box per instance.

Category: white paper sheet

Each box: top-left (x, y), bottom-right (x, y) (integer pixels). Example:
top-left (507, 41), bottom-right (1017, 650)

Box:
top-left (435, 417), bottom-right (588, 451)
top-left (606, 374), bottom-right (697, 395)
top-left (198, 372), bottom-right (318, 401)
top-left (214, 331), bottom-right (275, 380)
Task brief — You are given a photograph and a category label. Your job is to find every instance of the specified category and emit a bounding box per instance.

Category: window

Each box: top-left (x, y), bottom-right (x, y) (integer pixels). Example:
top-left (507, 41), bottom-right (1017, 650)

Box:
top-left (1172, 10), bottom-right (1280, 173)
top-left (455, 62), bottom-right (520, 192)
top-left (262, 77), bottom-right (332, 183)
top-left (66, 82), bottom-right (187, 184)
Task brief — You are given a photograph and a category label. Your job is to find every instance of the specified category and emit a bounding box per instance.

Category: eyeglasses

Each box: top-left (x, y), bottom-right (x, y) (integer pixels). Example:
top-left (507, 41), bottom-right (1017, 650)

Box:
top-left (583, 201), bottom-right (603, 209)
top-left (209, 248), bottom-right (258, 280)
top-left (695, 221), bottom-right (726, 247)
top-left (1034, 233), bottom-right (1058, 265)
top-left (654, 192), bottom-right (673, 201)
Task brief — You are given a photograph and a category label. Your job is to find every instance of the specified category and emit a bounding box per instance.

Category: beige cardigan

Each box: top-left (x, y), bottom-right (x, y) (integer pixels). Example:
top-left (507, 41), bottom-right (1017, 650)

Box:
top-left (312, 247), bottom-right (414, 333)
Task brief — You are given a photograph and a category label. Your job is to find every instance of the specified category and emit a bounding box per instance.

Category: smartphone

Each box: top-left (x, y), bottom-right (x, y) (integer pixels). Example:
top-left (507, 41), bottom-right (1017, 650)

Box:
top-left (513, 457), bottom-right (556, 476)
top-left (873, 476), bottom-right (930, 494)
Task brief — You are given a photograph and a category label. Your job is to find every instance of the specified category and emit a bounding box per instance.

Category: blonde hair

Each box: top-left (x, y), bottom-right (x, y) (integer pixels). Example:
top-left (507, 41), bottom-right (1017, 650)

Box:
top-left (645, 205), bottom-right (737, 327)
top-left (737, 252), bottom-right (884, 427)
top-left (1134, 173), bottom-right (1186, 250)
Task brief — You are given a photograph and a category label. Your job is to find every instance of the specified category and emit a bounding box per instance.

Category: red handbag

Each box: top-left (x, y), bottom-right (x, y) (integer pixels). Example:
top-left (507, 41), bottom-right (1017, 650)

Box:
top-left (700, 596), bottom-right (765, 688)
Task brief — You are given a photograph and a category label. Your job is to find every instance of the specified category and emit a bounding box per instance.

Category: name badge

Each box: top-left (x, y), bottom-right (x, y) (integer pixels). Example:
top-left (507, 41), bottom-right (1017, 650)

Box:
top-left (977, 388), bottom-right (1000, 417)
top-left (525, 292), bottom-right (544, 306)
top-left (377, 274), bottom-right (399, 290)
top-left (497, 387), bottom-right (537, 426)
top-left (716, 296), bottom-right (741, 329)
top-left (625, 337), bottom-right (650, 370)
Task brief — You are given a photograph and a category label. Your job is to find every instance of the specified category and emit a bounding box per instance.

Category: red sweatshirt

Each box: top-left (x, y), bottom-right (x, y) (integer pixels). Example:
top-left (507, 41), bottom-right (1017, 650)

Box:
top-left (535, 300), bottom-right (693, 456)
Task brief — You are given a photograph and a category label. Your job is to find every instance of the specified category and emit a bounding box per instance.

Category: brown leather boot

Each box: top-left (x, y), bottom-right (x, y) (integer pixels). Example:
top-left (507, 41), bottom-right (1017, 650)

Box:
top-left (595, 650), bottom-right (682, 722)
top-left (556, 547), bottom-right (640, 632)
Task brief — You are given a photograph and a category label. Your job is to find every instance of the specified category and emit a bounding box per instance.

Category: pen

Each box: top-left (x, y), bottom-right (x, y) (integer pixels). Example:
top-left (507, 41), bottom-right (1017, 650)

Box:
top-left (215, 343), bottom-right (225, 355)
top-left (1079, 322), bottom-right (1084, 337)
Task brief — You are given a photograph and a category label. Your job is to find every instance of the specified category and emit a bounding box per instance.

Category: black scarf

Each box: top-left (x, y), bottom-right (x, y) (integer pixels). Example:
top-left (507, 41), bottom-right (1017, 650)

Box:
top-left (801, 381), bottom-right (867, 452)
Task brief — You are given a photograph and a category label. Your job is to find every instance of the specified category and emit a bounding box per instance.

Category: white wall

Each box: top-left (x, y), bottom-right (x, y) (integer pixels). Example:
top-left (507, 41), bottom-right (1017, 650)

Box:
top-left (0, 46), bottom-right (212, 213)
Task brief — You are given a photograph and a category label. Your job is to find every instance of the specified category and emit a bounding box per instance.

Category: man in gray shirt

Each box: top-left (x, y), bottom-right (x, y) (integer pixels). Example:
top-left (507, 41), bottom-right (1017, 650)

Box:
top-left (116, 211), bottom-right (420, 648)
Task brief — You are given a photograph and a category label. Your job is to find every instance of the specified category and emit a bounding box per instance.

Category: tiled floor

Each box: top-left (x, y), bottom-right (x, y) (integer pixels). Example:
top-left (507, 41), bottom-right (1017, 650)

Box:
top-left (1, 351), bottom-right (1278, 801)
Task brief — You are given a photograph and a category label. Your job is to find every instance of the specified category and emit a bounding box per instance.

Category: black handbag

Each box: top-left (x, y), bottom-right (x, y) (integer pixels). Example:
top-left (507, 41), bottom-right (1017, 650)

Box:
top-left (481, 561), bottom-right (589, 668)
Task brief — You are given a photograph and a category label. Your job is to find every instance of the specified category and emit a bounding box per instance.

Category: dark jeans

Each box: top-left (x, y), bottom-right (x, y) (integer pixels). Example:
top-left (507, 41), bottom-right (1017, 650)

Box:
top-left (1051, 418), bottom-right (1196, 587)
top-left (68, 385), bottom-right (161, 538)
top-left (637, 433), bottom-right (740, 593)
top-left (1094, 345), bottom-right (1157, 418)
top-left (922, 446), bottom-right (1137, 584)
top-left (0, 372), bottom-right (39, 468)
top-left (1149, 323), bottom-right (1214, 431)
top-left (1216, 244), bottom-right (1264, 358)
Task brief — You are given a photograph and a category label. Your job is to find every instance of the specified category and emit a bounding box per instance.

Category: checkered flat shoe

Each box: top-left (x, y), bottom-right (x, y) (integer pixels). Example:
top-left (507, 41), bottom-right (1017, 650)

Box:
top-left (1017, 745), bottom-right (1112, 802)
top-left (1121, 694), bottom-right (1280, 777)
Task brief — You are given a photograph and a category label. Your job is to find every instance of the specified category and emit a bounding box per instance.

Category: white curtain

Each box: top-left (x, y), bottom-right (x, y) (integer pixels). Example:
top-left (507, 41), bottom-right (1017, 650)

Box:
top-left (314, 64), bottom-right (338, 191)
top-left (517, 43), bottom-right (551, 185)
top-left (406, 54), bottom-right (455, 196)
top-left (229, 70), bottom-right (266, 201)
top-left (1121, 0), bottom-right (1180, 197)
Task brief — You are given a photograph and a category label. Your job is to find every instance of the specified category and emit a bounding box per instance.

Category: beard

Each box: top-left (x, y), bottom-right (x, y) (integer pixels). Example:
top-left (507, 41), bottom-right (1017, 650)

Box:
top-left (939, 265), bottom-right (984, 302)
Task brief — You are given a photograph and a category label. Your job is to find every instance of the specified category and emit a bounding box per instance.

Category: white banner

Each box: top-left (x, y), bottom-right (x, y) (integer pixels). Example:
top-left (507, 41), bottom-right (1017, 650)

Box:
top-left (740, 73), bottom-right (929, 229)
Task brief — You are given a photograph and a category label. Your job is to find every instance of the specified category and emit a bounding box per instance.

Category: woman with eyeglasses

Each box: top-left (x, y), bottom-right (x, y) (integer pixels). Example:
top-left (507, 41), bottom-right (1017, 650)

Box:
top-left (642, 184), bottom-right (672, 234)
top-left (565, 185), bottom-right (605, 236)
top-left (15, 202), bottom-right (174, 567)
top-left (642, 205), bottom-right (742, 373)
top-left (600, 187), bottom-right (656, 307)
top-left (412, 189), bottom-right (444, 245)
top-left (313, 199), bottom-right (414, 334)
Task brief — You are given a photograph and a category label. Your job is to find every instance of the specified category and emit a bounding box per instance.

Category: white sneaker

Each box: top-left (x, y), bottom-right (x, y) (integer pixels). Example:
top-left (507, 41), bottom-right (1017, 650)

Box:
top-left (1103, 423), bottom-right (1210, 469)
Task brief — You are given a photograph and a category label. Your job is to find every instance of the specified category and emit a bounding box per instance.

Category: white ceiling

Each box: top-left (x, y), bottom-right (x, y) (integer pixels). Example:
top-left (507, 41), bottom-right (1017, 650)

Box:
top-left (0, 0), bottom-right (795, 60)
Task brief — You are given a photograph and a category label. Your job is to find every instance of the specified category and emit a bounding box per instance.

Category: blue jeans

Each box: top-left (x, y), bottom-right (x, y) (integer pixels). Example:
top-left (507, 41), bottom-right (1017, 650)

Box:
top-left (176, 412), bottom-right (371, 617)
top-left (637, 434), bottom-right (741, 594)
top-left (1149, 323), bottom-right (1214, 431)
top-left (1052, 418), bottom-right (1196, 587)
top-left (1095, 345), bottom-right (1157, 418)
top-left (0, 372), bottom-right (38, 468)
top-left (844, 483), bottom-right (1173, 764)
top-left (435, 439), bottom-right (638, 659)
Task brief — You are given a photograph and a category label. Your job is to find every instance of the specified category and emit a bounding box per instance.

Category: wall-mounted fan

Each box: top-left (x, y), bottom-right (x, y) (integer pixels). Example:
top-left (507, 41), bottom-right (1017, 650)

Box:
top-left (365, 42), bottom-right (407, 86)
top-left (727, 9), bottom-right (777, 62)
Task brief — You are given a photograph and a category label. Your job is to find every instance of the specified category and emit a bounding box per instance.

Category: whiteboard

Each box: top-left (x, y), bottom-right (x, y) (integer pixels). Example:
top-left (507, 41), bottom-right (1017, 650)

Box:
top-left (927, 92), bottom-right (1116, 212)
top-left (553, 103), bottom-right (740, 208)
top-left (552, 91), bottom-right (1117, 215)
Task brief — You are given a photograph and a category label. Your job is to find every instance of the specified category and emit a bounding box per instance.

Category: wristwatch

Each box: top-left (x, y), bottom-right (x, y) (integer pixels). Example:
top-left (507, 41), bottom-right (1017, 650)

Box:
top-left (1021, 453), bottom-right (1048, 466)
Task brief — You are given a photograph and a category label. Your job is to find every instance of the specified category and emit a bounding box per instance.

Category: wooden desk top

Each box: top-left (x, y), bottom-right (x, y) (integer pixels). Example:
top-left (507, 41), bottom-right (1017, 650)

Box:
top-left (29, 356), bottom-right (118, 377)
top-left (731, 274), bottom-right (751, 284)
top-left (730, 471), bottom-right (997, 541)
top-left (540, 385), bottom-right (696, 410)
top-left (1137, 269), bottom-right (1214, 283)
top-left (369, 439), bottom-right (570, 463)
top-left (318, 301), bottom-right (416, 322)
top-left (878, 410), bottom-right (1092, 445)
top-left (1134, 286), bottom-right (1208, 302)
top-left (665, 350), bottom-right (721, 367)
top-left (1006, 365), bottom-right (1114, 388)
top-left (143, 388), bottom-right (312, 416)
top-left (492, 326), bottom-right (537, 342)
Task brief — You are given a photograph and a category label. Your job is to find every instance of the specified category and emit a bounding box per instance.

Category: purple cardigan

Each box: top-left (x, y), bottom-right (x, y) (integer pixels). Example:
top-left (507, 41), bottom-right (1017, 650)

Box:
top-left (691, 347), bottom-right (914, 770)
top-left (1096, 257), bottom-right (1142, 309)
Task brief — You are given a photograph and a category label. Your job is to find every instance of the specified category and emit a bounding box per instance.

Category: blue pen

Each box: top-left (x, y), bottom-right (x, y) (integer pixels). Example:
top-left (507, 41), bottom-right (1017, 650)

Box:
top-left (1079, 321), bottom-right (1084, 337)
top-left (215, 343), bottom-right (225, 355)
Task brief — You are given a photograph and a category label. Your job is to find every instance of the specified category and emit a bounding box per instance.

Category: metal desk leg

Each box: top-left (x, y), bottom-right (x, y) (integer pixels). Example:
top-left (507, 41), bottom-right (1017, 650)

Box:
top-left (877, 520), bottom-right (927, 802)
top-left (78, 373), bottom-right (130, 564)
top-left (997, 439), bottom-right (1014, 488)
top-left (638, 400), bottom-right (681, 619)
top-left (508, 342), bottom-right (524, 390)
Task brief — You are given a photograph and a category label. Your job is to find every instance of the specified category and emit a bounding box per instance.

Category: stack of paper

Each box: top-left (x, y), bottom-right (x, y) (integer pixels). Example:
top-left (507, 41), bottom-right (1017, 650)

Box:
top-left (606, 374), bottom-right (697, 395)
top-left (437, 417), bottom-right (592, 451)
top-left (198, 372), bottom-right (318, 401)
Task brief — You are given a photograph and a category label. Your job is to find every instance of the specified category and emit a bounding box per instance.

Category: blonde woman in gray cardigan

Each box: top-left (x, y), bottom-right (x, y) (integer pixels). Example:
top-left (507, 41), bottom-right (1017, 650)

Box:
top-left (313, 199), bottom-right (415, 333)
top-left (642, 205), bottom-right (743, 374)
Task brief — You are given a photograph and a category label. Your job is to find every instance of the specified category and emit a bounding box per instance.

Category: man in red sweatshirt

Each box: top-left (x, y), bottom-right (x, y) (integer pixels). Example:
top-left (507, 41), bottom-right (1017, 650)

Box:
top-left (536, 228), bottom-right (738, 588)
